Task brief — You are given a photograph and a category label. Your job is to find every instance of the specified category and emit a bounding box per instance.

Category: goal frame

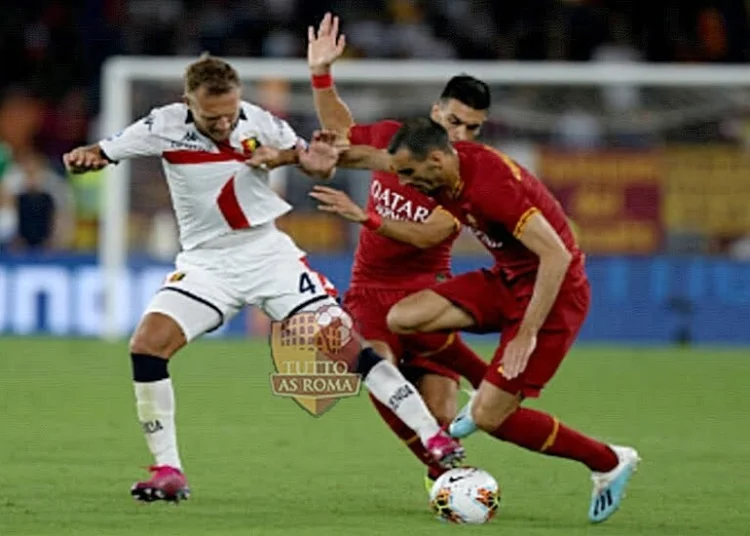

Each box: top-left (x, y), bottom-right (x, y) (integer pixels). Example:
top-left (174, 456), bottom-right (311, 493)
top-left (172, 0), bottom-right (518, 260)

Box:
top-left (100, 57), bottom-right (750, 339)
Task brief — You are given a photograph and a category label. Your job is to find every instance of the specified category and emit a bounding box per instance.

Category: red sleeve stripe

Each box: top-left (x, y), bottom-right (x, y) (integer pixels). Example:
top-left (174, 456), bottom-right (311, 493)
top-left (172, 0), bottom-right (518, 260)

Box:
top-left (513, 207), bottom-right (539, 238)
top-left (435, 206), bottom-right (462, 232)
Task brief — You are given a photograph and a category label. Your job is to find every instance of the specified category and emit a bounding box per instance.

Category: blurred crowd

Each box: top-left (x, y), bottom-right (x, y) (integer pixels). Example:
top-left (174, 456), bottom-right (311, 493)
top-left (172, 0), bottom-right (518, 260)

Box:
top-left (0, 0), bottom-right (748, 253)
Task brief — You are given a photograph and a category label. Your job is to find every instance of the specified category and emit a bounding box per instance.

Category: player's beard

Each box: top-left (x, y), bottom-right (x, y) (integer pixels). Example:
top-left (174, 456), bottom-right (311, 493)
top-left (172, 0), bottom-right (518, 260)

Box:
top-left (200, 118), bottom-right (239, 143)
top-left (412, 180), bottom-right (440, 195)
top-left (208, 128), bottom-right (233, 143)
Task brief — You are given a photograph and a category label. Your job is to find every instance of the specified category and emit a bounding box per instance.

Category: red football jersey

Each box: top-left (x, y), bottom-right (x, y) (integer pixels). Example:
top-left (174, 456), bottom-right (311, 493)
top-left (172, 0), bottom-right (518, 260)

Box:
top-left (348, 120), bottom-right (457, 289)
top-left (438, 142), bottom-right (585, 284)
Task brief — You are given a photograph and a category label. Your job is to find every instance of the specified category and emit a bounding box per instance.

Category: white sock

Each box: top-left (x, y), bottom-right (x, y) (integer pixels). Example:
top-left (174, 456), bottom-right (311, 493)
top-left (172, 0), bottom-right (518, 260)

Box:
top-left (364, 360), bottom-right (440, 443)
top-left (134, 378), bottom-right (183, 470)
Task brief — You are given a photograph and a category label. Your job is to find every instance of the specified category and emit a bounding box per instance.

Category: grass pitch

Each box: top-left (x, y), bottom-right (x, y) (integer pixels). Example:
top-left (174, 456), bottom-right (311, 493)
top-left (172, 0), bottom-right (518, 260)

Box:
top-left (1, 338), bottom-right (748, 535)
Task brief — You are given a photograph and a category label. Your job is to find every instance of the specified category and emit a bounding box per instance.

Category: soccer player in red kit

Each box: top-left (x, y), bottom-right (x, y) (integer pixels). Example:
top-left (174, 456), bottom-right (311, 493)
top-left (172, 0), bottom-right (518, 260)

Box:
top-left (306, 13), bottom-right (489, 488)
top-left (314, 118), bottom-right (640, 523)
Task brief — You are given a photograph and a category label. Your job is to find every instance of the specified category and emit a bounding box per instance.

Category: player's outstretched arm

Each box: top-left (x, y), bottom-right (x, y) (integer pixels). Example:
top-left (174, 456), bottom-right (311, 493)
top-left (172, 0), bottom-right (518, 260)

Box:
top-left (337, 145), bottom-right (393, 172)
top-left (308, 12), bottom-right (353, 134)
top-left (62, 144), bottom-right (111, 174)
top-left (310, 186), bottom-right (459, 248)
top-left (246, 140), bottom-right (337, 179)
top-left (371, 206), bottom-right (460, 248)
top-left (66, 110), bottom-right (166, 174)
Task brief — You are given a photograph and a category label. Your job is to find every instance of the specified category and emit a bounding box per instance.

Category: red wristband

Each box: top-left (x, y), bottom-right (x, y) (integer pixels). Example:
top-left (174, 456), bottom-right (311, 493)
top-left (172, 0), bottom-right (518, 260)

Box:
top-left (311, 73), bottom-right (333, 89)
top-left (362, 212), bottom-right (382, 231)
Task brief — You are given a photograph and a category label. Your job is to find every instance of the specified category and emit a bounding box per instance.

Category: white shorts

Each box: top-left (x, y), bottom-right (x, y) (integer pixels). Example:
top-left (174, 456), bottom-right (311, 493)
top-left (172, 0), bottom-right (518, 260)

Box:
top-left (143, 223), bottom-right (338, 341)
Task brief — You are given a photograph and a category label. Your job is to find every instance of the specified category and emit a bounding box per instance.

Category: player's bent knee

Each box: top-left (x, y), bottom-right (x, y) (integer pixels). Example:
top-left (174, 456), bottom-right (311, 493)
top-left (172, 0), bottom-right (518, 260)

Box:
top-left (387, 290), bottom-right (466, 334)
top-left (386, 295), bottom-right (428, 334)
top-left (129, 312), bottom-right (187, 359)
top-left (471, 395), bottom-right (520, 432)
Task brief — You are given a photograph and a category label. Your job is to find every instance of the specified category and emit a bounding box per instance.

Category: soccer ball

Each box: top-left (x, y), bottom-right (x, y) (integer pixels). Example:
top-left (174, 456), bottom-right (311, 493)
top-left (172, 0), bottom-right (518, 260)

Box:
top-left (429, 467), bottom-right (500, 524)
top-left (314, 305), bottom-right (354, 354)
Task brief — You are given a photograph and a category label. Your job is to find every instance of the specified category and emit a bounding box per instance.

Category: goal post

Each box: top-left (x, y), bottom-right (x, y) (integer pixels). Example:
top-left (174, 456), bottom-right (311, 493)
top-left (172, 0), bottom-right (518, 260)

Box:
top-left (99, 57), bottom-right (750, 340)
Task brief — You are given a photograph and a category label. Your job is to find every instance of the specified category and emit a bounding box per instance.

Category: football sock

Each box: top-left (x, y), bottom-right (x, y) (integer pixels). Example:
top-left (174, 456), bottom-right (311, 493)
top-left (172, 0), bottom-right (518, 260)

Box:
top-left (357, 348), bottom-right (441, 443)
top-left (131, 353), bottom-right (183, 471)
top-left (491, 407), bottom-right (618, 473)
top-left (369, 394), bottom-right (446, 477)
top-left (420, 333), bottom-right (487, 388)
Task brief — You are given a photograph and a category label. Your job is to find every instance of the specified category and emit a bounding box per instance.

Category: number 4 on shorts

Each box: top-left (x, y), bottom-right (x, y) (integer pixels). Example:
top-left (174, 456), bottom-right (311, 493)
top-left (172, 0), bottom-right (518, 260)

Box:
top-left (299, 272), bottom-right (317, 295)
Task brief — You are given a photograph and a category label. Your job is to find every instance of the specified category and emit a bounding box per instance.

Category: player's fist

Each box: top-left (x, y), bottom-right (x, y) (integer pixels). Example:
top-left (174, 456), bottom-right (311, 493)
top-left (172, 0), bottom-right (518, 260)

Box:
top-left (308, 12), bottom-right (346, 74)
top-left (63, 146), bottom-right (109, 174)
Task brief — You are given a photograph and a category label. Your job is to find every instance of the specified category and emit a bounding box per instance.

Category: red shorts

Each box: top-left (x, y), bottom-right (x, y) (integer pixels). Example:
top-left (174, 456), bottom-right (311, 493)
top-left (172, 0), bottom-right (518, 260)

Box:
top-left (430, 269), bottom-right (590, 398)
top-left (343, 286), bottom-right (461, 383)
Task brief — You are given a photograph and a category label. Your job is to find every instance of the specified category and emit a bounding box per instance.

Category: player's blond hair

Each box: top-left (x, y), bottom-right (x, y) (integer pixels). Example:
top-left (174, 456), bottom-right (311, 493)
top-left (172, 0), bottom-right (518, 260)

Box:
top-left (184, 53), bottom-right (241, 96)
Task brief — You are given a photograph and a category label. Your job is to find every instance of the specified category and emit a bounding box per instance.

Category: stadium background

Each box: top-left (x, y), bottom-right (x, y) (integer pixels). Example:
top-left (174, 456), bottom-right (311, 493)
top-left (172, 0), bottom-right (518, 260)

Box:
top-left (1, 0), bottom-right (749, 344)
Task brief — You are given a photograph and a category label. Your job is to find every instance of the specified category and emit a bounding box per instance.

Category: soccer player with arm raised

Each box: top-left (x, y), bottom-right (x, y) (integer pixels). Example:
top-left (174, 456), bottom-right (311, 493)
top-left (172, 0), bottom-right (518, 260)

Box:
top-left (305, 13), bottom-right (493, 491)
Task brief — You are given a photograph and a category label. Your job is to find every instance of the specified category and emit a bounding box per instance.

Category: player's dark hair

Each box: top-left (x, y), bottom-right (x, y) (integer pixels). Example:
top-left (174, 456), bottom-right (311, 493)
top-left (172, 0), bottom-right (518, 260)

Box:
top-left (184, 53), bottom-right (241, 95)
top-left (439, 75), bottom-right (490, 111)
top-left (387, 117), bottom-right (452, 160)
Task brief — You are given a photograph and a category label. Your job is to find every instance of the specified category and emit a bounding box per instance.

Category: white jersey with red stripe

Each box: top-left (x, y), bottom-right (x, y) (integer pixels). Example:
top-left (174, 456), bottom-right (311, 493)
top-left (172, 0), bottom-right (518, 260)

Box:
top-left (99, 101), bottom-right (300, 251)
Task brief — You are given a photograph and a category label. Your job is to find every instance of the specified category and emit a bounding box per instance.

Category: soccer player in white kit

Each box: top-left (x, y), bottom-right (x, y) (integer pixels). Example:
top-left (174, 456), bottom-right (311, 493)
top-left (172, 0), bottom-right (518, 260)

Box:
top-left (63, 55), bottom-right (463, 503)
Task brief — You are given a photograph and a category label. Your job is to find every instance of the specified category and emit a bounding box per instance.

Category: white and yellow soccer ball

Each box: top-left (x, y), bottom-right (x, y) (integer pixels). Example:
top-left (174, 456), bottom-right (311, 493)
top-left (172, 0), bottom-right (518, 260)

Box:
top-left (429, 467), bottom-right (500, 524)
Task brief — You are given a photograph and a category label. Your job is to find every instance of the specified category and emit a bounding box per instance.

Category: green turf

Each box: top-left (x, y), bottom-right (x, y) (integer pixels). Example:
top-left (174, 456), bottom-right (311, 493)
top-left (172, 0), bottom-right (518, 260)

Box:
top-left (1, 339), bottom-right (748, 535)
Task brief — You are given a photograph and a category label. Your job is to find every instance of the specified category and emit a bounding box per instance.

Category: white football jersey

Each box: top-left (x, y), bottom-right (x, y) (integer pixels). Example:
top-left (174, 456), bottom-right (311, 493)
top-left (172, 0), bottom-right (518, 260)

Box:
top-left (99, 101), bottom-right (301, 250)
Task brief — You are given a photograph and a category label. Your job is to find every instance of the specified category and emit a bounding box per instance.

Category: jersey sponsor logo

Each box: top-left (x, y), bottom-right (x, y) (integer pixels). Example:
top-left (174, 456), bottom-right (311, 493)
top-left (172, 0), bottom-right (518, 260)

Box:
top-left (370, 179), bottom-right (431, 222)
top-left (466, 214), bottom-right (504, 249)
top-left (168, 131), bottom-right (206, 151)
top-left (471, 227), bottom-right (504, 249)
top-left (269, 310), bottom-right (362, 417)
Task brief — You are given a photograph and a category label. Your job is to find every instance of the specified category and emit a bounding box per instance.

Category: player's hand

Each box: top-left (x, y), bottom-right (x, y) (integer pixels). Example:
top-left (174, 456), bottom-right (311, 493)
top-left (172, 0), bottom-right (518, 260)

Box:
top-left (312, 129), bottom-right (349, 149)
top-left (297, 136), bottom-right (341, 179)
top-left (308, 12), bottom-right (346, 74)
top-left (309, 185), bottom-right (367, 223)
top-left (246, 146), bottom-right (281, 171)
top-left (500, 331), bottom-right (537, 380)
top-left (62, 146), bottom-right (109, 174)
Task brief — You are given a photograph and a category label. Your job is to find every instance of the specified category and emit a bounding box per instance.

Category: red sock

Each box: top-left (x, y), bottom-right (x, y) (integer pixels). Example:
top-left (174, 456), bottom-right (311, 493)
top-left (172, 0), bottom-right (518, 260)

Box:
top-left (491, 407), bottom-right (618, 473)
top-left (369, 393), bottom-right (446, 479)
top-left (425, 334), bottom-right (487, 388)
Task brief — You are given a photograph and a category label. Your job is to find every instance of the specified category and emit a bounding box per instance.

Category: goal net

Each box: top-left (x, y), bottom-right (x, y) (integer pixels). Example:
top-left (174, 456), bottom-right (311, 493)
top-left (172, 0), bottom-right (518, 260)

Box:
top-left (99, 58), bottom-right (750, 338)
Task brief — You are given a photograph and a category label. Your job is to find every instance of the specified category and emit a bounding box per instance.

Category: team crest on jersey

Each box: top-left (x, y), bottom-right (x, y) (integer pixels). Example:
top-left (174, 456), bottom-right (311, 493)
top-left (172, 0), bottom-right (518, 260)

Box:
top-left (166, 271), bottom-right (186, 283)
top-left (240, 136), bottom-right (261, 156)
